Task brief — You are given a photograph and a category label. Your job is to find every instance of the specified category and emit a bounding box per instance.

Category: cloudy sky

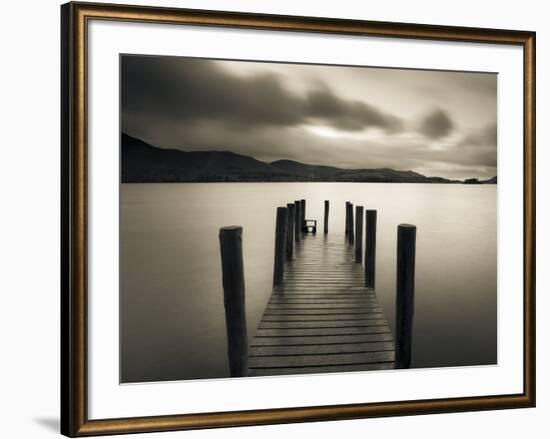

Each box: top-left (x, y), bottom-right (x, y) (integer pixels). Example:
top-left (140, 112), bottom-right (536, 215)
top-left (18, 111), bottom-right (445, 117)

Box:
top-left (121, 55), bottom-right (497, 180)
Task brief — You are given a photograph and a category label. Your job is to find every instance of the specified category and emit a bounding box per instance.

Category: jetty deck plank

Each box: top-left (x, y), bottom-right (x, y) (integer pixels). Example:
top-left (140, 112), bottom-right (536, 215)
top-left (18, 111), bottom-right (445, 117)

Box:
top-left (249, 234), bottom-right (395, 377)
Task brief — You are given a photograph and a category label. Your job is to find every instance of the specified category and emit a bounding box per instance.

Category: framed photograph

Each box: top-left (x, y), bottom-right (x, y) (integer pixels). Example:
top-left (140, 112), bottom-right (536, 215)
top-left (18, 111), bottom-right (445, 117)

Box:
top-left (61, 2), bottom-right (535, 436)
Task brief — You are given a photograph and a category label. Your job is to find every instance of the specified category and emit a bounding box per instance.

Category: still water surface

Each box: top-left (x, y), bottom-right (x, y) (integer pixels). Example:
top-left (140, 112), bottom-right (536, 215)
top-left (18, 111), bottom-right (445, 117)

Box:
top-left (121, 183), bottom-right (496, 383)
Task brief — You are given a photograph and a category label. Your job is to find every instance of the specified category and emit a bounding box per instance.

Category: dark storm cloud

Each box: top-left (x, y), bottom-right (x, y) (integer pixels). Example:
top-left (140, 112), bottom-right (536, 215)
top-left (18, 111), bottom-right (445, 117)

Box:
top-left (306, 88), bottom-right (402, 132)
top-left (122, 56), bottom-right (304, 127)
top-left (418, 108), bottom-right (455, 139)
top-left (121, 55), bottom-right (497, 179)
top-left (121, 56), bottom-right (403, 135)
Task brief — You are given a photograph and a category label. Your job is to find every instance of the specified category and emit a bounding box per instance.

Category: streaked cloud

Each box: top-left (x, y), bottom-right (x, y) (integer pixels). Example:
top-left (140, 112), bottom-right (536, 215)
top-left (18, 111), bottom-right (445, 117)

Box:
top-left (121, 55), bottom-right (497, 179)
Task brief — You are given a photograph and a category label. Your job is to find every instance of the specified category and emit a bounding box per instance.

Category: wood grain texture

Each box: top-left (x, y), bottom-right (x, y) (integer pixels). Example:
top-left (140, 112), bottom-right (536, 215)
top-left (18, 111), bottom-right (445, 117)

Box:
top-left (249, 233), bottom-right (394, 375)
top-left (365, 210), bottom-right (377, 289)
top-left (219, 227), bottom-right (248, 377)
top-left (395, 224), bottom-right (416, 369)
top-left (286, 203), bottom-right (295, 260)
top-left (324, 200), bottom-right (329, 234)
top-left (355, 206), bottom-right (364, 263)
top-left (273, 207), bottom-right (288, 286)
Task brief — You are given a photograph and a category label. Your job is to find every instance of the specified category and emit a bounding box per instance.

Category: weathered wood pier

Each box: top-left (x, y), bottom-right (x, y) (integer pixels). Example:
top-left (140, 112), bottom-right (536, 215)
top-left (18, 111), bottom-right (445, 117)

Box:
top-left (249, 233), bottom-right (394, 376)
top-left (219, 200), bottom-right (416, 377)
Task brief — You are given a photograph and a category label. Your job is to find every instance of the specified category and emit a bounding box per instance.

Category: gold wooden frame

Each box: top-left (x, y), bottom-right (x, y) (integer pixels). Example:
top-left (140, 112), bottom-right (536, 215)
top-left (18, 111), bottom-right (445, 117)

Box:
top-left (61, 2), bottom-right (536, 436)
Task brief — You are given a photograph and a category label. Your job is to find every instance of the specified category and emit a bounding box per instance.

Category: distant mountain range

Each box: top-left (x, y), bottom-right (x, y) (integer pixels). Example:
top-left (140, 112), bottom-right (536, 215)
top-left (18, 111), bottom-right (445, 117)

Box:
top-left (121, 133), bottom-right (496, 184)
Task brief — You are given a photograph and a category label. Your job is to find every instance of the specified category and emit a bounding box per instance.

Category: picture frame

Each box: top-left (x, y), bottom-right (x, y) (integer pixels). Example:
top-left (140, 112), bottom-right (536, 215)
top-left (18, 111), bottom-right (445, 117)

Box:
top-left (61, 1), bottom-right (535, 436)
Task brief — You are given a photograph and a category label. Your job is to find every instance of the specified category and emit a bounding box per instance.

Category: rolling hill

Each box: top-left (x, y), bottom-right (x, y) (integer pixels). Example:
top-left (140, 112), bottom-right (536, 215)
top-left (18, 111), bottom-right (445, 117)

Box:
top-left (121, 133), bottom-right (486, 184)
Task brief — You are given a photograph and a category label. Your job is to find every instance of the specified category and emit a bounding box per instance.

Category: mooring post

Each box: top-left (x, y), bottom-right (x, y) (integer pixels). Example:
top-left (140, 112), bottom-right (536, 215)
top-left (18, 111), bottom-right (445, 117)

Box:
top-left (365, 210), bottom-right (377, 289)
top-left (286, 203), bottom-right (295, 260)
top-left (395, 224), bottom-right (416, 369)
top-left (219, 226), bottom-right (248, 377)
top-left (355, 206), bottom-right (364, 263)
top-left (294, 200), bottom-right (301, 242)
top-left (300, 199), bottom-right (306, 231)
top-left (345, 202), bottom-right (350, 235)
top-left (347, 203), bottom-right (355, 244)
top-left (273, 207), bottom-right (288, 286)
top-left (324, 200), bottom-right (329, 234)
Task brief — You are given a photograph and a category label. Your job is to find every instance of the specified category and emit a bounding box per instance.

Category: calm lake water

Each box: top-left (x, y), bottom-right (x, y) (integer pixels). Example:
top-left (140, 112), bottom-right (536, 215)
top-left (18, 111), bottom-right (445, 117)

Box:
top-left (120, 183), bottom-right (496, 383)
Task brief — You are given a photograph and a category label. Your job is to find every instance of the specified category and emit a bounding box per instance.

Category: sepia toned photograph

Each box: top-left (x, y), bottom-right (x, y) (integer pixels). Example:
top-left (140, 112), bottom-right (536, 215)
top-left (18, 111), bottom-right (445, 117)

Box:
top-left (120, 54), bottom-right (497, 383)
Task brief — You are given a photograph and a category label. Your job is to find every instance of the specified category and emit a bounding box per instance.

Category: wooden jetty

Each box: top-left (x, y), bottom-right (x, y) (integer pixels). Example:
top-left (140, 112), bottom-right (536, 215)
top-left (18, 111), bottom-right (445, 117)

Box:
top-left (219, 201), bottom-right (416, 378)
top-left (248, 233), bottom-right (395, 376)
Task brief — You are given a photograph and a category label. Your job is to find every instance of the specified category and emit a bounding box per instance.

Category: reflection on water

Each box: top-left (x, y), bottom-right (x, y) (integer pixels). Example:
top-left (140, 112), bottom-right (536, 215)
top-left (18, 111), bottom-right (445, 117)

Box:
top-left (120, 183), bottom-right (496, 383)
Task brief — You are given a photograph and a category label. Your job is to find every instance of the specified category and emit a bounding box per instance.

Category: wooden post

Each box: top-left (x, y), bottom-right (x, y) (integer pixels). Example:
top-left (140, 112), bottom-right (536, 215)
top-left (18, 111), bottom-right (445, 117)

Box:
top-left (324, 200), bottom-right (329, 234)
top-left (273, 207), bottom-right (288, 286)
top-left (294, 200), bottom-right (301, 242)
top-left (395, 224), bottom-right (416, 369)
top-left (219, 226), bottom-right (248, 377)
top-left (300, 199), bottom-right (306, 231)
top-left (286, 203), bottom-right (295, 260)
top-left (347, 203), bottom-right (354, 244)
top-left (355, 206), bottom-right (363, 263)
top-left (365, 210), bottom-right (377, 289)
top-left (345, 201), bottom-right (349, 235)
